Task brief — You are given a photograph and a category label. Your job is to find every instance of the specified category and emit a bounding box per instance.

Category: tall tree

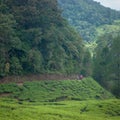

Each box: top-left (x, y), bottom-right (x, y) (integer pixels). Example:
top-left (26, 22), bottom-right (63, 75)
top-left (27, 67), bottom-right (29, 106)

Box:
top-left (93, 35), bottom-right (120, 97)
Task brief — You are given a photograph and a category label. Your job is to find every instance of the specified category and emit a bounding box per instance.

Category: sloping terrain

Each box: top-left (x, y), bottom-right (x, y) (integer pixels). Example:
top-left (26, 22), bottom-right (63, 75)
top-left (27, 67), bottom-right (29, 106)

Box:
top-left (0, 78), bottom-right (119, 120)
top-left (0, 0), bottom-right (84, 77)
top-left (0, 78), bottom-right (114, 102)
top-left (57, 0), bottom-right (120, 41)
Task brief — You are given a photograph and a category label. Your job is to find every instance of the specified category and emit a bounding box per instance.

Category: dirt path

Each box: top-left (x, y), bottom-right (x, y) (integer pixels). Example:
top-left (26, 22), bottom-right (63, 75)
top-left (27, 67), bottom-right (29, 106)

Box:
top-left (0, 74), bottom-right (79, 84)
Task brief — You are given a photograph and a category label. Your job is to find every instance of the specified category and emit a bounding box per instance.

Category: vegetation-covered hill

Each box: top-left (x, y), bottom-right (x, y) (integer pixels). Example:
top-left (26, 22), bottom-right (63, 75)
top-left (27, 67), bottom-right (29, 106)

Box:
top-left (95, 20), bottom-right (120, 39)
top-left (0, 0), bottom-right (91, 77)
top-left (57, 0), bottom-right (120, 97)
top-left (0, 0), bottom-right (119, 99)
top-left (57, 0), bottom-right (120, 41)
top-left (0, 78), bottom-right (119, 120)
top-left (0, 78), bottom-right (114, 102)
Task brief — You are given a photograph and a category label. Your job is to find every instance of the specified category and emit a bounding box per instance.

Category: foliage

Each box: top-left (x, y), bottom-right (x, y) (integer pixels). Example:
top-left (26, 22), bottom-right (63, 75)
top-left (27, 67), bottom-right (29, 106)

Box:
top-left (93, 35), bottom-right (120, 97)
top-left (57, 0), bottom-right (120, 41)
top-left (95, 20), bottom-right (120, 40)
top-left (0, 97), bottom-right (119, 120)
top-left (0, 78), bottom-right (114, 102)
top-left (0, 0), bottom-right (88, 77)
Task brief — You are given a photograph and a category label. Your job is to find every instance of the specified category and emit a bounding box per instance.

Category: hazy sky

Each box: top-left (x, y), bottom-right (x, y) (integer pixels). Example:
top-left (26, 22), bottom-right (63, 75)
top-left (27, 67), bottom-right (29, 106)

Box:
top-left (93, 0), bottom-right (120, 10)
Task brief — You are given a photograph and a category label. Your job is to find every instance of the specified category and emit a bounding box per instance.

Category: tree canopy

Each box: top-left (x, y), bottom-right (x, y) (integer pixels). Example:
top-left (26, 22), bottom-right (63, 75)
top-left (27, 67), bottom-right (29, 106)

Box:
top-left (0, 0), bottom-right (88, 77)
top-left (58, 0), bottom-right (120, 41)
top-left (93, 34), bottom-right (120, 97)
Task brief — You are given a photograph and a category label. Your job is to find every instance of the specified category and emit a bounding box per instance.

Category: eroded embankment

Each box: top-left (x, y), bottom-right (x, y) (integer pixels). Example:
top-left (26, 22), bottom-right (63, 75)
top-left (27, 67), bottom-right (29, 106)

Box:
top-left (0, 74), bottom-right (80, 84)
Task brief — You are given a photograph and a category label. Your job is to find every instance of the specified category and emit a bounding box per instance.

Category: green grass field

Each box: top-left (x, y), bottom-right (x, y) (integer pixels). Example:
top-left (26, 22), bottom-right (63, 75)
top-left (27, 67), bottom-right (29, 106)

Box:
top-left (0, 98), bottom-right (119, 120)
top-left (0, 77), bottom-right (119, 120)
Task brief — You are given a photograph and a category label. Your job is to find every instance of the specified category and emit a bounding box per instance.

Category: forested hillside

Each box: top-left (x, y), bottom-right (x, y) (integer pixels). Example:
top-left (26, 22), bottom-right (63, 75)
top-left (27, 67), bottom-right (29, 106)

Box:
top-left (57, 0), bottom-right (120, 41)
top-left (0, 0), bottom-right (91, 77)
top-left (57, 0), bottom-right (120, 97)
top-left (93, 34), bottom-right (120, 97)
top-left (95, 20), bottom-right (120, 38)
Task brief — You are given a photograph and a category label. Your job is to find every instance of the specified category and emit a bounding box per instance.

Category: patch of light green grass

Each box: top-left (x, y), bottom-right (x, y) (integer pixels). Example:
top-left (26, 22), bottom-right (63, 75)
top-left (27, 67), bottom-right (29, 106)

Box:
top-left (0, 98), bottom-right (119, 120)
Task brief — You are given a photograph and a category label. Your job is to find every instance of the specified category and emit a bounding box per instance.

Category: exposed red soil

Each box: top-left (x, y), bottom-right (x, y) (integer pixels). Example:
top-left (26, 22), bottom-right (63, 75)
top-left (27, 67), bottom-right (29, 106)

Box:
top-left (0, 74), bottom-right (79, 84)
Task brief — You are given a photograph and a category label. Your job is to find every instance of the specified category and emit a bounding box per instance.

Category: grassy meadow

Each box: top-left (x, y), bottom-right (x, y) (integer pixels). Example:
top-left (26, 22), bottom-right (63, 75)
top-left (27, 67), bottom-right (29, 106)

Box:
top-left (0, 78), bottom-right (120, 120)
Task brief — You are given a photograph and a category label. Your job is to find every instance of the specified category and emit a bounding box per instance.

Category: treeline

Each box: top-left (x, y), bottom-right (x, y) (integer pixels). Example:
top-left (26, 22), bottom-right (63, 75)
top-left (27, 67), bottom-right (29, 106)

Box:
top-left (0, 0), bottom-right (92, 77)
top-left (58, 0), bottom-right (120, 41)
top-left (93, 34), bottom-right (120, 97)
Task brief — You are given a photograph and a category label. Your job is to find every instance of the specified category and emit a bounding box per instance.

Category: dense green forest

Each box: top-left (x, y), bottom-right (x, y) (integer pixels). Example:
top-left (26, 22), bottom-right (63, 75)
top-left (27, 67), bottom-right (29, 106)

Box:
top-left (0, 0), bottom-right (92, 77)
top-left (93, 34), bottom-right (120, 97)
top-left (57, 0), bottom-right (120, 41)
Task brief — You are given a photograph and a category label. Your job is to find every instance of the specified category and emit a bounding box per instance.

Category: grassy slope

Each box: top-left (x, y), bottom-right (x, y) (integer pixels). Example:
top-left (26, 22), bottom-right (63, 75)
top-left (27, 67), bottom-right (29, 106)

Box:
top-left (0, 78), bottom-right (119, 120)
top-left (0, 78), bottom-right (113, 101)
